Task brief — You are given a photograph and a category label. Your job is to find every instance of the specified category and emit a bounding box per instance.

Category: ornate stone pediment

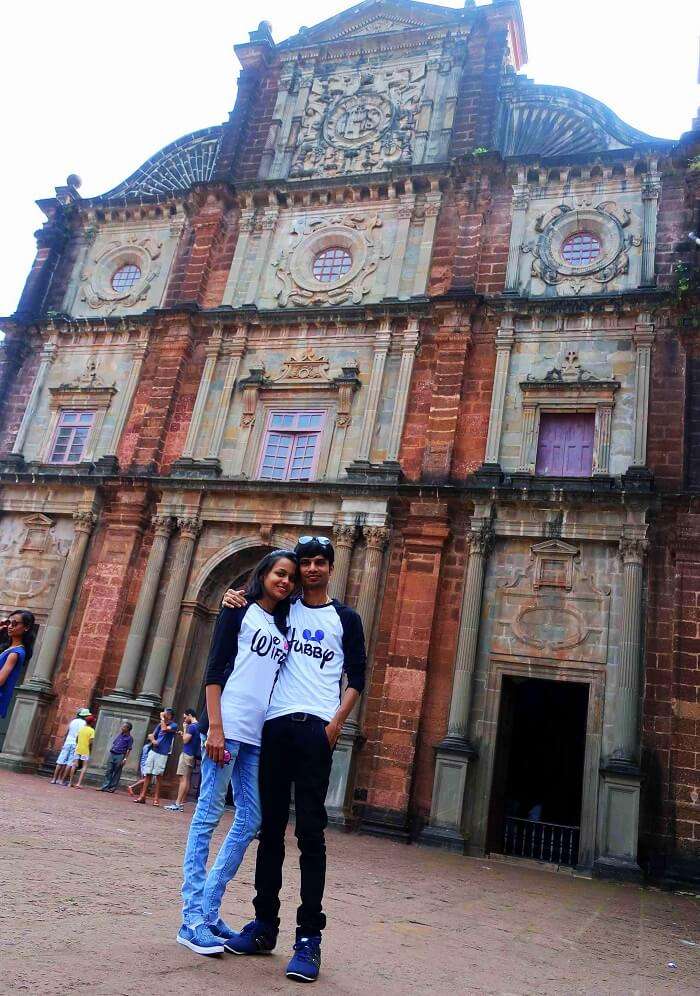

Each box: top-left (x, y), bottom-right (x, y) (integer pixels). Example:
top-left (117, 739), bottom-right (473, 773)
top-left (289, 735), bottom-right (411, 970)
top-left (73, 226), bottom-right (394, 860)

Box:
top-left (493, 539), bottom-right (611, 663)
top-left (273, 350), bottom-right (331, 385)
top-left (49, 356), bottom-right (116, 409)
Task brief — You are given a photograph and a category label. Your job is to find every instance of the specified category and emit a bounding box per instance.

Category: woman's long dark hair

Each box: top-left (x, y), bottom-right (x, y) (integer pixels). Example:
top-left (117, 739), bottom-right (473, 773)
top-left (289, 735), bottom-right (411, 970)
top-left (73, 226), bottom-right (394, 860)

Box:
top-left (245, 550), bottom-right (298, 636)
top-left (2, 609), bottom-right (37, 664)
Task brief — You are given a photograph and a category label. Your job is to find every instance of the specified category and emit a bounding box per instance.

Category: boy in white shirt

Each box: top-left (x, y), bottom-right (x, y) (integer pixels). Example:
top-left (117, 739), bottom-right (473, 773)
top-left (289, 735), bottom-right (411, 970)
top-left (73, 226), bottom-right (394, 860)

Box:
top-left (50, 708), bottom-right (91, 786)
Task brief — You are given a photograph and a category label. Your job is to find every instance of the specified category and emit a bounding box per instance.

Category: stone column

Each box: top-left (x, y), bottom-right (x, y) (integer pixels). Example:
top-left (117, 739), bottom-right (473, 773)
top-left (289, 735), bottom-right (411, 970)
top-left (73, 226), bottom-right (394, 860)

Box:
top-left (138, 516), bottom-right (201, 704)
top-left (326, 525), bottom-right (389, 823)
top-left (384, 323), bottom-right (420, 467)
top-left (596, 534), bottom-right (647, 880)
top-left (640, 171), bottom-right (661, 287)
top-left (422, 515), bottom-right (494, 849)
top-left (112, 515), bottom-right (174, 699)
top-left (11, 332), bottom-right (57, 458)
top-left (517, 404), bottom-right (537, 472)
top-left (327, 523), bottom-right (356, 601)
top-left (180, 325), bottom-right (222, 461)
top-left (594, 405), bottom-right (614, 476)
top-left (350, 326), bottom-right (391, 469)
top-left (504, 180), bottom-right (529, 294)
top-left (482, 313), bottom-right (515, 469)
top-left (205, 330), bottom-right (247, 462)
top-left (30, 510), bottom-right (97, 689)
top-left (0, 506), bottom-right (98, 771)
top-left (99, 330), bottom-right (149, 468)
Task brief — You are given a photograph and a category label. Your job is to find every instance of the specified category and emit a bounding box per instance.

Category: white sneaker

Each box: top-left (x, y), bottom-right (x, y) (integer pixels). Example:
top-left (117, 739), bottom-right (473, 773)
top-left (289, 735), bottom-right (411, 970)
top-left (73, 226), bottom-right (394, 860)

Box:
top-left (165, 803), bottom-right (184, 811)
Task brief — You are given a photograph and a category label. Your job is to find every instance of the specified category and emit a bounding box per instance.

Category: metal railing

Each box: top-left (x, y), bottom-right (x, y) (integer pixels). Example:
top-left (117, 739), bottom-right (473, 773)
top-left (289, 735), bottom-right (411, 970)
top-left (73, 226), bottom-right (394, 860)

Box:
top-left (503, 816), bottom-right (580, 867)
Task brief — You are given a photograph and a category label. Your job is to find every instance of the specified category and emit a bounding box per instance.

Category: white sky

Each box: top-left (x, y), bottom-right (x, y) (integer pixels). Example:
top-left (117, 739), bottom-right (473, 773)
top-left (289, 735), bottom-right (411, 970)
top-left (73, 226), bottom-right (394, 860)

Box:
top-left (1, 0), bottom-right (698, 315)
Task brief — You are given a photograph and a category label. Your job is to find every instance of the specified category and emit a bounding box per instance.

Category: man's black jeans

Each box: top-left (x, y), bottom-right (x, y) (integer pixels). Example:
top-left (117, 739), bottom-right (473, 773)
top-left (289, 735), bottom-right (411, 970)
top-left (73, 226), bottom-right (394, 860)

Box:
top-left (253, 714), bottom-right (333, 935)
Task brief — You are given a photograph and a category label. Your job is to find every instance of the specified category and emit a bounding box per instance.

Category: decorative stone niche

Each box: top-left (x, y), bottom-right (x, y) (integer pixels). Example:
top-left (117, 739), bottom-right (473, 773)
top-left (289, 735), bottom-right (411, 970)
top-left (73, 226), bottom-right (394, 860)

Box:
top-left (492, 539), bottom-right (611, 664)
top-left (0, 513), bottom-right (69, 612)
top-left (517, 352), bottom-right (619, 476)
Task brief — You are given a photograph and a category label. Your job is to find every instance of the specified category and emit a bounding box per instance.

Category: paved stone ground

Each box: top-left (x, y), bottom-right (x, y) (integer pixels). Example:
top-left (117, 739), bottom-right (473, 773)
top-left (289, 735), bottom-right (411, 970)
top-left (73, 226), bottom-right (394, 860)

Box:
top-left (1, 770), bottom-right (698, 995)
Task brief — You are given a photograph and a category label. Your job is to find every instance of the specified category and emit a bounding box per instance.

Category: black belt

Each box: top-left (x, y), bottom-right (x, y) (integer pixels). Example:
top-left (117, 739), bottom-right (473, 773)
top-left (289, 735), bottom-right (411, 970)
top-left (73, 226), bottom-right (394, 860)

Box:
top-left (287, 712), bottom-right (324, 723)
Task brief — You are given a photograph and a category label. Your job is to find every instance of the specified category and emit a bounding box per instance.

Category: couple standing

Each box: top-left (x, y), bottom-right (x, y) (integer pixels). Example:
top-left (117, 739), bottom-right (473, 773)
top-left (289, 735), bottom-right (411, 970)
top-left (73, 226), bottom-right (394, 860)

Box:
top-left (177, 536), bottom-right (366, 983)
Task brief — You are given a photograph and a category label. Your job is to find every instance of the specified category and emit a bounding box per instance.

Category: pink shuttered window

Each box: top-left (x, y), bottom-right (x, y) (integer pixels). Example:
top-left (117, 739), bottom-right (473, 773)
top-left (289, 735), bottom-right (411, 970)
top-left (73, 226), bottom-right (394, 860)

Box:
top-left (258, 411), bottom-right (324, 481)
top-left (535, 413), bottom-right (594, 477)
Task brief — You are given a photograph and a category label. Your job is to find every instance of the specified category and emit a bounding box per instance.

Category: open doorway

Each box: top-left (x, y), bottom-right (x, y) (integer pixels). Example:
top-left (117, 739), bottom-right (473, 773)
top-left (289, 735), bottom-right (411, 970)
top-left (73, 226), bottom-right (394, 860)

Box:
top-left (487, 675), bottom-right (589, 867)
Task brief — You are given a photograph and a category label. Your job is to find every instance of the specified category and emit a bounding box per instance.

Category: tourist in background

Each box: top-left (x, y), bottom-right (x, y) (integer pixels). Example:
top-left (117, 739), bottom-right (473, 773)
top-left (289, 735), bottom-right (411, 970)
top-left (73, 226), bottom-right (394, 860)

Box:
top-left (134, 708), bottom-right (178, 806)
top-left (68, 714), bottom-right (96, 788)
top-left (0, 610), bottom-right (35, 720)
top-left (165, 708), bottom-right (200, 813)
top-left (51, 707), bottom-right (91, 786)
top-left (97, 721), bottom-right (134, 792)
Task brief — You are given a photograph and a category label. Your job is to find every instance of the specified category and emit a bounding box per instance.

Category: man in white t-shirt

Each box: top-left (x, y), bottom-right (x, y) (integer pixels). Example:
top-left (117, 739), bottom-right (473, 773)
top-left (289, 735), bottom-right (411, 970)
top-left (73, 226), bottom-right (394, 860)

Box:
top-left (223, 536), bottom-right (366, 983)
top-left (50, 708), bottom-right (91, 785)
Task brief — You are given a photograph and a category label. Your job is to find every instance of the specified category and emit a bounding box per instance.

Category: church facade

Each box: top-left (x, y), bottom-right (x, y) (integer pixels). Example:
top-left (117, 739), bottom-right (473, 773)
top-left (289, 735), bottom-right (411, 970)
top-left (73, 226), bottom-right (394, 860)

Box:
top-left (0, 0), bottom-right (698, 885)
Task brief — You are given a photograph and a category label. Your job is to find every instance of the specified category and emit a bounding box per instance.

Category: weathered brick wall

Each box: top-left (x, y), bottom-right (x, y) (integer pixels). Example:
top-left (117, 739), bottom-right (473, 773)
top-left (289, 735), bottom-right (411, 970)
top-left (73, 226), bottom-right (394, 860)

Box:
top-left (117, 318), bottom-right (197, 473)
top-left (0, 339), bottom-right (39, 455)
top-left (164, 189), bottom-right (233, 308)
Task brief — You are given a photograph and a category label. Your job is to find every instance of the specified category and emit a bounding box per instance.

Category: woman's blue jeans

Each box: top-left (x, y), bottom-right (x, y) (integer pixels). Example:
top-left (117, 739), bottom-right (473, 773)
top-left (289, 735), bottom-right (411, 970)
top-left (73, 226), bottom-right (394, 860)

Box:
top-left (181, 738), bottom-right (261, 928)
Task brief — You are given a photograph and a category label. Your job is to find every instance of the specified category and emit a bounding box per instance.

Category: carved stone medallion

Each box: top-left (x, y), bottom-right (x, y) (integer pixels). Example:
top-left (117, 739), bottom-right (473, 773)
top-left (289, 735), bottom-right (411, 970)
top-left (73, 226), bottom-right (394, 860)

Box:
top-left (323, 93), bottom-right (393, 149)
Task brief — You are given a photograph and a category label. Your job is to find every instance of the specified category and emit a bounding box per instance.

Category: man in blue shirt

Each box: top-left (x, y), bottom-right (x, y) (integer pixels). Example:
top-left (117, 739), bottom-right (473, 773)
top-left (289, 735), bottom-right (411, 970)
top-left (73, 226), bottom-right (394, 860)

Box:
top-left (134, 707), bottom-right (178, 807)
top-left (165, 708), bottom-right (201, 813)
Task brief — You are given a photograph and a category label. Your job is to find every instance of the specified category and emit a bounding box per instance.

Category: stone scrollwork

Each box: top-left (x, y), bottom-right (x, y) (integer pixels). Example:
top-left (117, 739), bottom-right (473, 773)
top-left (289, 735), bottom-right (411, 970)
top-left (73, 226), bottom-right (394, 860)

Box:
top-left (272, 213), bottom-right (384, 307)
top-left (80, 235), bottom-right (163, 314)
top-left (289, 65), bottom-right (426, 179)
top-left (529, 199), bottom-right (640, 295)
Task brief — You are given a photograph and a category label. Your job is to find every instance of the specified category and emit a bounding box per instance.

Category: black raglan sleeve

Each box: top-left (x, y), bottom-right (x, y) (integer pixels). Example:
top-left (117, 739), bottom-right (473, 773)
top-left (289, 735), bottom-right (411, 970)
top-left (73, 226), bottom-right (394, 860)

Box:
top-left (336, 602), bottom-right (367, 694)
top-left (204, 605), bottom-right (247, 687)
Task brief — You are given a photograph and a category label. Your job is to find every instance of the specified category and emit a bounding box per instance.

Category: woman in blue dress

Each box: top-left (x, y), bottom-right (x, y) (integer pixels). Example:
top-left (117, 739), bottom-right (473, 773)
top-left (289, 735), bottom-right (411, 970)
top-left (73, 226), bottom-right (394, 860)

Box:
top-left (0, 610), bottom-right (36, 718)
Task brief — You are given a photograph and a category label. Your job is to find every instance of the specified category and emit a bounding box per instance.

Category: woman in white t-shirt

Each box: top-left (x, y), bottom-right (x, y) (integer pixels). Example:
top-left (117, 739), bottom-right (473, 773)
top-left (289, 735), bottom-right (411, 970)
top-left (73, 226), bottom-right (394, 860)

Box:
top-left (177, 549), bottom-right (298, 956)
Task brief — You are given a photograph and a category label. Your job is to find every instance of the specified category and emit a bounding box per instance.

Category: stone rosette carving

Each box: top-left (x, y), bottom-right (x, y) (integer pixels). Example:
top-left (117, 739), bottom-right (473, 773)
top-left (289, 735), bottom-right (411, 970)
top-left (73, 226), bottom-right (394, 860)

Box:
top-left (528, 199), bottom-right (641, 295)
top-left (80, 235), bottom-right (163, 314)
top-left (290, 65), bottom-right (426, 179)
top-left (272, 213), bottom-right (384, 307)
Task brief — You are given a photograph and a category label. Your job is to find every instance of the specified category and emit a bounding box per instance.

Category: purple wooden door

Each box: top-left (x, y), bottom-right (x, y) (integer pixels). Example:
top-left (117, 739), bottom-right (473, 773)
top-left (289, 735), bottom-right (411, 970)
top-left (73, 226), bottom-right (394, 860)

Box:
top-left (535, 413), bottom-right (594, 477)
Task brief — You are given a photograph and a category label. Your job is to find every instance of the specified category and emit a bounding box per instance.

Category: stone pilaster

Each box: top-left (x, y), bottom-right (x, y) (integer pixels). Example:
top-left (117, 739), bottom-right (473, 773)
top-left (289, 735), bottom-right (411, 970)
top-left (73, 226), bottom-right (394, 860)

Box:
top-left (244, 207), bottom-right (279, 305)
top-left (137, 516), bottom-right (201, 705)
top-left (482, 312), bottom-right (514, 470)
top-left (504, 179), bottom-right (529, 294)
top-left (349, 325), bottom-right (391, 469)
top-left (412, 192), bottom-right (441, 297)
top-left (327, 525), bottom-right (389, 824)
top-left (10, 331), bottom-right (57, 460)
top-left (385, 193), bottom-right (415, 298)
top-left (0, 506), bottom-right (98, 771)
top-left (179, 325), bottom-right (222, 461)
top-left (384, 322), bottom-right (420, 469)
top-left (630, 321), bottom-right (654, 470)
top-left (221, 210), bottom-right (254, 305)
top-left (640, 170), bottom-right (661, 287)
top-left (421, 514), bottom-right (494, 849)
top-left (595, 534), bottom-right (647, 881)
top-left (99, 329), bottom-right (150, 469)
top-left (205, 329), bottom-right (247, 463)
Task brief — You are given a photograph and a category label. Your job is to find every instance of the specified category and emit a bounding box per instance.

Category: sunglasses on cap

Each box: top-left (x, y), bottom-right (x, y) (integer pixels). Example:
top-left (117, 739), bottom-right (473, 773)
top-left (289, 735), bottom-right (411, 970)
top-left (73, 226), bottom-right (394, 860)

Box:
top-left (296, 536), bottom-right (332, 547)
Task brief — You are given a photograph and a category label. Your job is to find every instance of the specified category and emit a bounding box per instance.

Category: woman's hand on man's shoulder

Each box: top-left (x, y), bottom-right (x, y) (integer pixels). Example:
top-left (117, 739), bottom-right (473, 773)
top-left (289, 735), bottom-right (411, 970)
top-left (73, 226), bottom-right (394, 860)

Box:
top-left (222, 588), bottom-right (247, 610)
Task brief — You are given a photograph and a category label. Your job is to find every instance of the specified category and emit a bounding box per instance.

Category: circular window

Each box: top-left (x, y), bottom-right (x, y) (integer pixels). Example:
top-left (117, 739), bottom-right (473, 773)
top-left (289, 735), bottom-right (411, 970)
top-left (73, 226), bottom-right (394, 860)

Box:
top-left (312, 247), bottom-right (352, 283)
top-left (111, 263), bottom-right (142, 293)
top-left (561, 232), bottom-right (601, 267)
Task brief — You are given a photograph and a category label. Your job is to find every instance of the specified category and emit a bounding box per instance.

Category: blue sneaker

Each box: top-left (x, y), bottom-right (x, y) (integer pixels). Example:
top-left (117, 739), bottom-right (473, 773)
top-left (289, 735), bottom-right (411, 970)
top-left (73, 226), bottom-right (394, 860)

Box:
top-left (224, 918), bottom-right (278, 955)
top-left (176, 924), bottom-right (225, 956)
top-left (209, 918), bottom-right (238, 946)
top-left (286, 934), bottom-right (321, 982)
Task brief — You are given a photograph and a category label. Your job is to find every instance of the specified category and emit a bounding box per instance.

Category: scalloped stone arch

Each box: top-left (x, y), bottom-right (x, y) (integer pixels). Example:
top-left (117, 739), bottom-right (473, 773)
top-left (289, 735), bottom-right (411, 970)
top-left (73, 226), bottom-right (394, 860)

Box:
top-left (185, 530), bottom-right (299, 603)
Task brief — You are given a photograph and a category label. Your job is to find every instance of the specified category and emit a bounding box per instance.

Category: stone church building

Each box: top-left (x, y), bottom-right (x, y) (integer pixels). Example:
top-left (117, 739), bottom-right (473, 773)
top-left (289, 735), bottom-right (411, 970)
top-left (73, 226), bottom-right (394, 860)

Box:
top-left (0, 0), bottom-right (698, 885)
